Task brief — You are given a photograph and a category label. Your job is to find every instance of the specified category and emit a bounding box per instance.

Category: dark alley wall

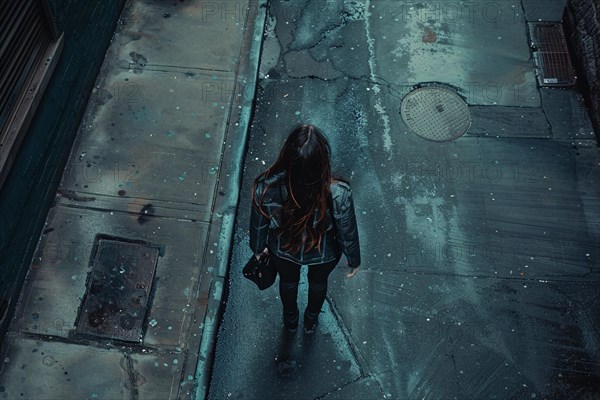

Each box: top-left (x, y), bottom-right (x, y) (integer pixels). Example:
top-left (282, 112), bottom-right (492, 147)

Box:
top-left (0, 0), bottom-right (127, 339)
top-left (565, 0), bottom-right (600, 141)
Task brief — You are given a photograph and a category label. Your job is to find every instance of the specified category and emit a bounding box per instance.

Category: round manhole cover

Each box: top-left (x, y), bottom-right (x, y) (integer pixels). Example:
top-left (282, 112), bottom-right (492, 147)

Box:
top-left (400, 86), bottom-right (471, 141)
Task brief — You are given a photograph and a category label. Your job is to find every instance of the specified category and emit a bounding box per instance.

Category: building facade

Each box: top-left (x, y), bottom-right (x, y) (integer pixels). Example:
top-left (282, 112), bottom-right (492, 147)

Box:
top-left (0, 0), bottom-right (127, 340)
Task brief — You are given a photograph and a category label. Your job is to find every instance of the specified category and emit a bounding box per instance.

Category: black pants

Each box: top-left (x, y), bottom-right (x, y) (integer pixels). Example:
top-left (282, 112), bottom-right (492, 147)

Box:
top-left (270, 252), bottom-right (341, 321)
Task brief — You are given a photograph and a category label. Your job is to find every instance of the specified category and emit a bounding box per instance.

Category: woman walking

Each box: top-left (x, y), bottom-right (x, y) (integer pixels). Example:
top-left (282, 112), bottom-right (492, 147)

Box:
top-left (249, 124), bottom-right (361, 334)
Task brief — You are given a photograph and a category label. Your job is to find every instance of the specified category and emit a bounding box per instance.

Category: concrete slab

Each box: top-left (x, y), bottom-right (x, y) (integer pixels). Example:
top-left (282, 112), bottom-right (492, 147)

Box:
top-left (60, 68), bottom-right (234, 207)
top-left (329, 270), bottom-right (600, 399)
top-left (118, 0), bottom-right (246, 71)
top-left (282, 50), bottom-right (345, 80)
top-left (367, 1), bottom-right (540, 106)
top-left (370, 137), bottom-right (600, 280)
top-left (129, 350), bottom-right (187, 399)
top-left (0, 334), bottom-right (192, 399)
top-left (467, 105), bottom-right (551, 138)
top-left (0, 336), bottom-right (128, 399)
top-left (13, 203), bottom-right (208, 349)
top-left (541, 88), bottom-right (596, 139)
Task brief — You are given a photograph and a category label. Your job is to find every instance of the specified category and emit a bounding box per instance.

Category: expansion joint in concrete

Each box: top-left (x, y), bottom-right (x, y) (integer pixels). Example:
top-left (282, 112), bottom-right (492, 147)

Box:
top-left (538, 90), bottom-right (559, 137)
top-left (326, 295), bottom-right (372, 379)
top-left (15, 330), bottom-right (187, 356)
top-left (313, 375), bottom-right (372, 400)
top-left (358, 267), bottom-right (600, 284)
top-left (123, 352), bottom-right (140, 400)
top-left (448, 352), bottom-right (463, 398)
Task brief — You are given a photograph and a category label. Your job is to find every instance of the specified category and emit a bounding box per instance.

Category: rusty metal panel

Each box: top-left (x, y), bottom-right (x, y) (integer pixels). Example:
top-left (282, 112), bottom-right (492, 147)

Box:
top-left (75, 239), bottom-right (159, 342)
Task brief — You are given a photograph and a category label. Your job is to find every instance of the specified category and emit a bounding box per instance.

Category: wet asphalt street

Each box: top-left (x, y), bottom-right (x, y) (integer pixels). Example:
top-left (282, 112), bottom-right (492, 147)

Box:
top-left (209, 1), bottom-right (600, 399)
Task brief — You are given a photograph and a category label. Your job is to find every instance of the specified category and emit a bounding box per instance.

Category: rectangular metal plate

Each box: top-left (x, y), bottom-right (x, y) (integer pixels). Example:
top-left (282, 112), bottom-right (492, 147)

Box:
top-left (75, 239), bottom-right (159, 342)
top-left (530, 23), bottom-right (577, 87)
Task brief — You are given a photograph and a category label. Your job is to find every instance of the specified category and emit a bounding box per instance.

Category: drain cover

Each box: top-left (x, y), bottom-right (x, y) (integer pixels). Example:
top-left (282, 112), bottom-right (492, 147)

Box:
top-left (75, 239), bottom-right (159, 342)
top-left (400, 86), bottom-right (471, 141)
top-left (529, 22), bottom-right (577, 87)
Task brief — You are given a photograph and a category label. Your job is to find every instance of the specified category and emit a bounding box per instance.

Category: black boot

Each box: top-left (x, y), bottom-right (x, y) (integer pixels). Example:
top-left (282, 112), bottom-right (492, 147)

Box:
top-left (303, 309), bottom-right (319, 334)
top-left (283, 308), bottom-right (299, 333)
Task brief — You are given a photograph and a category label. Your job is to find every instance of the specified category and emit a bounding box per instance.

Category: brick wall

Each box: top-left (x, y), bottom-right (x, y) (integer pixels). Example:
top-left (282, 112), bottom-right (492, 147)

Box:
top-left (0, 0), bottom-right (127, 339)
top-left (564, 0), bottom-right (600, 141)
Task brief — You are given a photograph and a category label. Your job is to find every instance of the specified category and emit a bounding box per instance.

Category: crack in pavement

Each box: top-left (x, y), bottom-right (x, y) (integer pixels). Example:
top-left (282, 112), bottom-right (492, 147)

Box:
top-left (261, 72), bottom-right (407, 102)
top-left (448, 352), bottom-right (464, 398)
top-left (343, 267), bottom-right (600, 283)
top-left (287, 0), bottom-right (343, 52)
top-left (265, 0), bottom-right (438, 102)
top-left (271, 0), bottom-right (374, 82)
top-left (122, 352), bottom-right (140, 400)
top-left (313, 375), bottom-right (385, 400)
top-left (326, 295), bottom-right (389, 397)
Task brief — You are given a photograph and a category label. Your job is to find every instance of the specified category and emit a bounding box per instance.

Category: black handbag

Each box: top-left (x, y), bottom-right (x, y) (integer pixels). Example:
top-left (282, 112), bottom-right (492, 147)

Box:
top-left (242, 253), bottom-right (277, 290)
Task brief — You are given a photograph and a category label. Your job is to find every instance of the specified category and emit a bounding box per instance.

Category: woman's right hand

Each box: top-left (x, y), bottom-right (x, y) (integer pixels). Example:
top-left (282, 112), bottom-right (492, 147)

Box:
top-left (346, 264), bottom-right (360, 278)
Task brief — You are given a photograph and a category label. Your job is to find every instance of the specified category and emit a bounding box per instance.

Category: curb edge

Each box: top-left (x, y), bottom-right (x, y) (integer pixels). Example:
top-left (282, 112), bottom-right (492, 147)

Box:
top-left (193, 1), bottom-right (268, 398)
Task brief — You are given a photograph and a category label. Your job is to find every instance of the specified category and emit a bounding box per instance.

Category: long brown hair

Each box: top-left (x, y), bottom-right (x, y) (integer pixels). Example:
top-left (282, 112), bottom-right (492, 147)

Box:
top-left (253, 124), bottom-right (332, 253)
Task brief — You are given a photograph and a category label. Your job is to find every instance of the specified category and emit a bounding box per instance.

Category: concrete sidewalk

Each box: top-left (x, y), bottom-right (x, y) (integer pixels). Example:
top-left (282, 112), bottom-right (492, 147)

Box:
top-left (0, 0), bottom-right (266, 399)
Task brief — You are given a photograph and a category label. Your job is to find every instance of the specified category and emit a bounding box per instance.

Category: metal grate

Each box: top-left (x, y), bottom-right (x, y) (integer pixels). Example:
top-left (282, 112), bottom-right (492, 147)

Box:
top-left (0, 1), bottom-right (49, 135)
top-left (0, 0), bottom-right (62, 190)
top-left (400, 85), bottom-right (471, 142)
top-left (530, 23), bottom-right (576, 87)
top-left (75, 239), bottom-right (160, 343)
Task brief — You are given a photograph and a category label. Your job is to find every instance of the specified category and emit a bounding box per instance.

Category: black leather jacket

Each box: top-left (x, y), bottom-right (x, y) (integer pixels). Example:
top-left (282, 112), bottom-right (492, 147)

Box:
top-left (249, 172), bottom-right (361, 267)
